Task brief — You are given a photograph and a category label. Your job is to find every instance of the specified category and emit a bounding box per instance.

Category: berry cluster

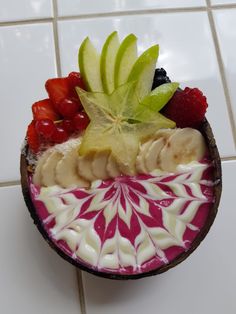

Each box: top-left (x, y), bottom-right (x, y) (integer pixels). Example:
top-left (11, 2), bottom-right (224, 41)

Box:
top-left (27, 72), bottom-right (89, 153)
top-left (152, 68), bottom-right (171, 89)
top-left (161, 87), bottom-right (208, 128)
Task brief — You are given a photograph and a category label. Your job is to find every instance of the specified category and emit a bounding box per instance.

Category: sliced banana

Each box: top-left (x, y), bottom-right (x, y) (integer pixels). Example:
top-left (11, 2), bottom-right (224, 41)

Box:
top-left (107, 154), bottom-right (121, 178)
top-left (144, 138), bottom-right (166, 172)
top-left (154, 128), bottom-right (176, 140)
top-left (33, 149), bottom-right (51, 186)
top-left (41, 151), bottom-right (63, 186)
top-left (136, 139), bottom-right (154, 174)
top-left (92, 151), bottom-right (110, 180)
top-left (56, 148), bottom-right (89, 188)
top-left (159, 128), bottom-right (207, 172)
top-left (78, 153), bottom-right (97, 182)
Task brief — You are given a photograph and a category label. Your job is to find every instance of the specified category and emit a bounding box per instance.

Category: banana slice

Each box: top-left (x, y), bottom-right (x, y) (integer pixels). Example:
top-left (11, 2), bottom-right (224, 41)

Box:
top-left (41, 151), bottom-right (63, 186)
top-left (136, 139), bottom-right (154, 174)
top-left (78, 153), bottom-right (97, 182)
top-left (159, 128), bottom-right (207, 172)
top-left (154, 128), bottom-right (176, 140)
top-left (92, 151), bottom-right (110, 180)
top-left (56, 148), bottom-right (89, 188)
top-left (33, 149), bottom-right (51, 186)
top-left (107, 154), bottom-right (121, 178)
top-left (144, 138), bottom-right (166, 172)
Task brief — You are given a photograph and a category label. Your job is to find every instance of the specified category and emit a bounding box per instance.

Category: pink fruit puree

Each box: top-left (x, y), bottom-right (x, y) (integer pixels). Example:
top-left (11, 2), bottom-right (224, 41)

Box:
top-left (29, 160), bottom-right (214, 275)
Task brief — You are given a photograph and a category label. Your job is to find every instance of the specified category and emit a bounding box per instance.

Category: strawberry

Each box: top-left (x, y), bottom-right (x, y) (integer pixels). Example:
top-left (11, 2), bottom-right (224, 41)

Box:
top-left (32, 99), bottom-right (60, 121)
top-left (27, 121), bottom-right (40, 153)
top-left (45, 77), bottom-right (71, 109)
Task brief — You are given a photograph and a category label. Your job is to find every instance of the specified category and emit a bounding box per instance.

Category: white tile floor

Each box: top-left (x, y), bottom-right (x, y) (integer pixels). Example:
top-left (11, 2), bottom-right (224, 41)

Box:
top-left (0, 1), bottom-right (236, 313)
top-left (214, 8), bottom-right (236, 124)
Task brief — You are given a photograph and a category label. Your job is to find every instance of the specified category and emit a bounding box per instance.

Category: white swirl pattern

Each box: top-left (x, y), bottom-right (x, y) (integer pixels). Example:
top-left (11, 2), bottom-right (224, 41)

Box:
top-left (34, 161), bottom-right (214, 273)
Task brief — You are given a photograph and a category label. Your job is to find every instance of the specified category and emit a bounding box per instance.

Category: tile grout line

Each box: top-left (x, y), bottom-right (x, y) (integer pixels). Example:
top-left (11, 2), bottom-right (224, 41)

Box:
top-left (56, 6), bottom-right (206, 21)
top-left (52, 0), bottom-right (62, 77)
top-left (206, 0), bottom-right (236, 149)
top-left (0, 18), bottom-right (53, 27)
top-left (1, 4), bottom-right (236, 27)
top-left (76, 270), bottom-right (87, 314)
top-left (221, 156), bottom-right (236, 161)
top-left (0, 180), bottom-right (20, 187)
top-left (212, 3), bottom-right (236, 10)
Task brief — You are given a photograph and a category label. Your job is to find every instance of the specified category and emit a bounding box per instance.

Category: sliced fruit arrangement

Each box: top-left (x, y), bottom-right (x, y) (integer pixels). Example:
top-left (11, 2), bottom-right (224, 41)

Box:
top-left (27, 72), bottom-right (89, 153)
top-left (33, 127), bottom-right (206, 187)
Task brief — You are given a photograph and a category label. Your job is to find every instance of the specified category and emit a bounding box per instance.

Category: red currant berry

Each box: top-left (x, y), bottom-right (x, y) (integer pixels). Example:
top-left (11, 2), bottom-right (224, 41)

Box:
top-left (68, 72), bottom-right (86, 90)
top-left (35, 119), bottom-right (55, 138)
top-left (73, 112), bottom-right (90, 131)
top-left (58, 98), bottom-right (80, 118)
top-left (62, 119), bottom-right (74, 134)
top-left (51, 126), bottom-right (69, 143)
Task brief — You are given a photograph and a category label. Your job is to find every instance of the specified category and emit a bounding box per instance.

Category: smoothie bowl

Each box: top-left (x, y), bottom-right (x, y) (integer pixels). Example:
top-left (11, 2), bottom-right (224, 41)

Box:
top-left (21, 32), bottom-right (222, 279)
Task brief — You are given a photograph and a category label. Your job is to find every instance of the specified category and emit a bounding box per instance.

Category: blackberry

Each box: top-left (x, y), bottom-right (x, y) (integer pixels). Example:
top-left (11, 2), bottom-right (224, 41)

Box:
top-left (152, 68), bottom-right (171, 89)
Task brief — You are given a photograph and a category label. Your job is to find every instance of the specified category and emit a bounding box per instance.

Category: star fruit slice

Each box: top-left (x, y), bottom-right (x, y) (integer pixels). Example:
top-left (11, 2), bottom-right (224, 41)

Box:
top-left (76, 82), bottom-right (176, 174)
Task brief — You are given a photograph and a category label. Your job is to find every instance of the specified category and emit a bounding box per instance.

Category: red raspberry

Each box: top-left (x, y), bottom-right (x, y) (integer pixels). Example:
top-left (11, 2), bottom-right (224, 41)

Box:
top-left (161, 87), bottom-right (208, 128)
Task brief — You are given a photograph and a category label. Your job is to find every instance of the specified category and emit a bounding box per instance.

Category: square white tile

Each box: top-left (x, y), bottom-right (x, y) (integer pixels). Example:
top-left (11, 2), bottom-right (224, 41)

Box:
top-left (0, 23), bottom-right (57, 182)
top-left (57, 0), bottom-right (206, 16)
top-left (58, 12), bottom-right (235, 157)
top-left (82, 160), bottom-right (236, 314)
top-left (0, 185), bottom-right (81, 314)
top-left (214, 9), bottom-right (236, 129)
top-left (0, 0), bottom-right (53, 22)
top-left (211, 0), bottom-right (236, 4)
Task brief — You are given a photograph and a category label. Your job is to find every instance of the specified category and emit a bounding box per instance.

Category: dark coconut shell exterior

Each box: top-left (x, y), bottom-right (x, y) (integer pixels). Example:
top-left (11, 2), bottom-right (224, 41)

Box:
top-left (20, 118), bottom-right (222, 280)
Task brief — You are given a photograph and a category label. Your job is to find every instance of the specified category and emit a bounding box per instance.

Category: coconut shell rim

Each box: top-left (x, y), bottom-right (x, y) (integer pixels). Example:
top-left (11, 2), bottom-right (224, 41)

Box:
top-left (20, 118), bottom-right (222, 280)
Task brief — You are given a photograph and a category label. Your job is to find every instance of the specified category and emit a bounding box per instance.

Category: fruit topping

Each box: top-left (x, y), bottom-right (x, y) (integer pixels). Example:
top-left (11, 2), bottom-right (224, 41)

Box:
top-left (27, 121), bottom-right (40, 153)
top-left (79, 37), bottom-right (104, 92)
top-left (35, 119), bottom-right (56, 139)
top-left (114, 34), bottom-right (137, 89)
top-left (58, 97), bottom-right (81, 119)
top-left (72, 111), bottom-right (90, 131)
top-left (161, 87), bottom-right (208, 128)
top-left (100, 31), bottom-right (120, 94)
top-left (127, 45), bottom-right (159, 101)
top-left (32, 99), bottom-right (59, 121)
top-left (51, 126), bottom-right (69, 143)
top-left (61, 119), bottom-right (74, 134)
top-left (76, 81), bottom-right (177, 174)
top-left (152, 68), bottom-right (171, 89)
top-left (68, 71), bottom-right (86, 94)
top-left (45, 77), bottom-right (70, 108)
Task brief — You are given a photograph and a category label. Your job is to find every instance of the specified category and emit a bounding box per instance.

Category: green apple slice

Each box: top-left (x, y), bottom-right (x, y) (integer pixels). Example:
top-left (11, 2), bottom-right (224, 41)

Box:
top-left (140, 82), bottom-right (179, 111)
top-left (114, 34), bottom-right (137, 88)
top-left (78, 37), bottom-right (103, 92)
top-left (128, 45), bottom-right (159, 101)
top-left (100, 31), bottom-right (120, 94)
